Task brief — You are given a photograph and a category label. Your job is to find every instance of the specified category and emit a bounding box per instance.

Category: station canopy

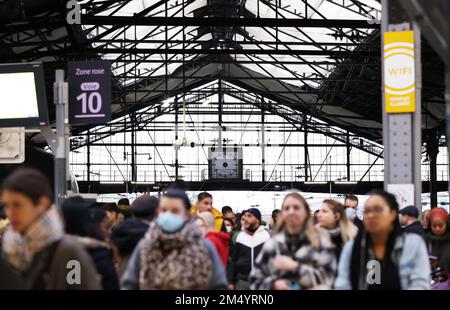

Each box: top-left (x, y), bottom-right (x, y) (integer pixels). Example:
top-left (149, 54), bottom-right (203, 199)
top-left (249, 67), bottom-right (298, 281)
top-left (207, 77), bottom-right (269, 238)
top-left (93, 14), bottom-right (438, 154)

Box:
top-left (0, 0), bottom-right (444, 149)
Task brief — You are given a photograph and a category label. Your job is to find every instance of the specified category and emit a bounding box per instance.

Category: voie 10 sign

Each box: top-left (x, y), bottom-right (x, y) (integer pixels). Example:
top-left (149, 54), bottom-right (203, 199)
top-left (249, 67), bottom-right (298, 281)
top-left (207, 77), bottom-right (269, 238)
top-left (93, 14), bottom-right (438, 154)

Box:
top-left (69, 61), bottom-right (111, 124)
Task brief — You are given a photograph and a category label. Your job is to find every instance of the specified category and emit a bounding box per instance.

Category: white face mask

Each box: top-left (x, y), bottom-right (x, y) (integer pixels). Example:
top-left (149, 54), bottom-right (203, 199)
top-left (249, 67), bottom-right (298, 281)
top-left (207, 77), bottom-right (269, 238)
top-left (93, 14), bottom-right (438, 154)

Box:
top-left (225, 226), bottom-right (232, 233)
top-left (345, 207), bottom-right (356, 220)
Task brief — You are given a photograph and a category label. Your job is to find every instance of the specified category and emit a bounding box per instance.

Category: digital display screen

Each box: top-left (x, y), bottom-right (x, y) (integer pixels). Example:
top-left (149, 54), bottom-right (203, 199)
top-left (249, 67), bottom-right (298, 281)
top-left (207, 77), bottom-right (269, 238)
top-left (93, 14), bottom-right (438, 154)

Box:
top-left (0, 63), bottom-right (48, 128)
top-left (0, 72), bottom-right (40, 119)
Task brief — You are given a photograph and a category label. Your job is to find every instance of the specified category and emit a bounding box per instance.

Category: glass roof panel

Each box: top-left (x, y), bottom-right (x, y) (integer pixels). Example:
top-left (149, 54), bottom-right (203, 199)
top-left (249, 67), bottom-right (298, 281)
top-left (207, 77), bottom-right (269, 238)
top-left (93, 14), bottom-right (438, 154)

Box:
top-left (82, 0), bottom-right (381, 87)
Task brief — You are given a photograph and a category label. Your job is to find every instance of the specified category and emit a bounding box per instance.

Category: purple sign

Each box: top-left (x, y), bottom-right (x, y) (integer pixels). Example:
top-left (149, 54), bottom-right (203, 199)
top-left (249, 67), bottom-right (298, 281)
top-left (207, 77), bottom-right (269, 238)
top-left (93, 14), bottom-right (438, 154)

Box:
top-left (69, 61), bottom-right (111, 124)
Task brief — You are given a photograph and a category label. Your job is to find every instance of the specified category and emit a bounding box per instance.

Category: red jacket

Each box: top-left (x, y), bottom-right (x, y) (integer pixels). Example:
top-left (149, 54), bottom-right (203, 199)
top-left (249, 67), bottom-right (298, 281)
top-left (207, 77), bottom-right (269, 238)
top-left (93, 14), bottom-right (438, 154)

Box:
top-left (205, 231), bottom-right (230, 267)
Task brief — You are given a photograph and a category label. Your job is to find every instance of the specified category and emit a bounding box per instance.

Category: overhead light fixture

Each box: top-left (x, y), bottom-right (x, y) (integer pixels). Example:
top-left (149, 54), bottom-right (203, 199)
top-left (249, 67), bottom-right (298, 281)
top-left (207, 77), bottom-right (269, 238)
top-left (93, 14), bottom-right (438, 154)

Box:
top-left (334, 181), bottom-right (358, 185)
top-left (304, 181), bottom-right (327, 185)
top-left (100, 181), bottom-right (125, 184)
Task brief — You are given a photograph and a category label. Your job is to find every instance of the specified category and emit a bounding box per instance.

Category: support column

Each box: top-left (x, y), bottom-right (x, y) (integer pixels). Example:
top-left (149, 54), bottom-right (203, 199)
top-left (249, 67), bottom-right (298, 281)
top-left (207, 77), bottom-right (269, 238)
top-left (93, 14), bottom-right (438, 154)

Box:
top-left (131, 114), bottom-right (137, 182)
top-left (425, 129), bottom-right (440, 209)
top-left (175, 96), bottom-right (179, 180)
top-left (53, 69), bottom-right (68, 207)
top-left (303, 113), bottom-right (309, 182)
top-left (382, 0), bottom-right (422, 210)
top-left (261, 99), bottom-right (266, 182)
top-left (218, 79), bottom-right (223, 149)
top-left (346, 131), bottom-right (351, 181)
top-left (446, 0), bottom-right (450, 199)
top-left (87, 130), bottom-right (90, 182)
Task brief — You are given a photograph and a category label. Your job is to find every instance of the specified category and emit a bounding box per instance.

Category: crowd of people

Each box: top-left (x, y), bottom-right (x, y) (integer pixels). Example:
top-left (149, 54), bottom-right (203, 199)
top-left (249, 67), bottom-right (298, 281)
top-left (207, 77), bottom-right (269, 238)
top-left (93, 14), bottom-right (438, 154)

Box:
top-left (0, 167), bottom-right (449, 290)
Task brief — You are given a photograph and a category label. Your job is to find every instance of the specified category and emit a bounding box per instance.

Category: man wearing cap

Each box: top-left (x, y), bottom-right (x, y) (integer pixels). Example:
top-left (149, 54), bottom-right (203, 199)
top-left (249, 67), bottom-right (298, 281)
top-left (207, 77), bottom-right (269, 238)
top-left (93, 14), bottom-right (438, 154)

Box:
top-left (399, 205), bottom-right (424, 237)
top-left (227, 207), bottom-right (271, 290)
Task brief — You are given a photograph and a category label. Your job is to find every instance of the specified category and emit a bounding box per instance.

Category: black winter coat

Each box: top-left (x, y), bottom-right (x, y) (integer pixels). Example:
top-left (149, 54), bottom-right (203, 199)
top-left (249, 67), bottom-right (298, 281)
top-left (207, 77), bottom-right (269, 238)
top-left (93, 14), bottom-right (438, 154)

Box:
top-left (403, 221), bottom-right (424, 237)
top-left (425, 230), bottom-right (450, 274)
top-left (227, 226), bottom-right (271, 283)
top-left (72, 236), bottom-right (119, 290)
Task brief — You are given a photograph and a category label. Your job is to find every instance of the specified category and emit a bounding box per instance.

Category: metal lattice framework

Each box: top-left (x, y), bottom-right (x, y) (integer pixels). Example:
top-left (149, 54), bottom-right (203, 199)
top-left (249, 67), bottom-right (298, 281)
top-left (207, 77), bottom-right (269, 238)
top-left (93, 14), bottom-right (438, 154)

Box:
top-left (0, 0), bottom-right (447, 190)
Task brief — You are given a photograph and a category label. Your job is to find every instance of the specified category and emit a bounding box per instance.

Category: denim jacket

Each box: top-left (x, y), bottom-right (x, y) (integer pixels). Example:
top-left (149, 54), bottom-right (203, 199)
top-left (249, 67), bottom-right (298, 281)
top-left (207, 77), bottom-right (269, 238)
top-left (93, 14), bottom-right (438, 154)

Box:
top-left (334, 233), bottom-right (431, 290)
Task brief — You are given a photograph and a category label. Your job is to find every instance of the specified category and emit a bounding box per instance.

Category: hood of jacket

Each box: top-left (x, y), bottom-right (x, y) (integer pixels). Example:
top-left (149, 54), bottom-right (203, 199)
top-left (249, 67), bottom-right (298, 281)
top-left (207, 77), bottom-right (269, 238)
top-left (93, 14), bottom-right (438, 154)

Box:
top-left (69, 235), bottom-right (110, 250)
top-left (205, 231), bottom-right (230, 246)
top-left (190, 205), bottom-right (223, 232)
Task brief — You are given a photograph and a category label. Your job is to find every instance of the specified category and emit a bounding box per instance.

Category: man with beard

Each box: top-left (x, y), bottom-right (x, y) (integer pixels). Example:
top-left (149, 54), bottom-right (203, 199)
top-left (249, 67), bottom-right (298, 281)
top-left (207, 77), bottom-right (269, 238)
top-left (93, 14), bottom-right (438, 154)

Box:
top-left (227, 208), bottom-right (270, 290)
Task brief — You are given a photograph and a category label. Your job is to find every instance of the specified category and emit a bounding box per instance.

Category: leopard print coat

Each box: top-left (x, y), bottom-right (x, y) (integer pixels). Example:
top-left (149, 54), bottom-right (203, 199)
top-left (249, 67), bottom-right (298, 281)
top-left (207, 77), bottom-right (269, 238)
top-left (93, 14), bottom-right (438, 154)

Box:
top-left (139, 220), bottom-right (213, 290)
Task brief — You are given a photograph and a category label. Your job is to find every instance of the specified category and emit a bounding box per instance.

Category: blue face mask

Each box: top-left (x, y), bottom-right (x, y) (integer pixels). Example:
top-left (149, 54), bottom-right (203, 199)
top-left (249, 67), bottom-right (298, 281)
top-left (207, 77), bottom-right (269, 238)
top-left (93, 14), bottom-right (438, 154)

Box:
top-left (345, 207), bottom-right (357, 220)
top-left (156, 212), bottom-right (185, 233)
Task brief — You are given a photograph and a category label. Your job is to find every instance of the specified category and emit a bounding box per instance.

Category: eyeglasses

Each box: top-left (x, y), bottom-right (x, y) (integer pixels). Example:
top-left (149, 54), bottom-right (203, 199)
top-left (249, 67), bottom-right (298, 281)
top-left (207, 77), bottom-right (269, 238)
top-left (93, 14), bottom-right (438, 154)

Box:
top-left (363, 206), bottom-right (385, 216)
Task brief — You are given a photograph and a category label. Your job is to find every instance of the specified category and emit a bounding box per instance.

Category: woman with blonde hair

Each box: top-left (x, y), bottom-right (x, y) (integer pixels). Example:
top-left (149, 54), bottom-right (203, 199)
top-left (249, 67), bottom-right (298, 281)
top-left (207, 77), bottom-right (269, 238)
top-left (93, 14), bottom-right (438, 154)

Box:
top-left (317, 199), bottom-right (358, 261)
top-left (250, 192), bottom-right (337, 290)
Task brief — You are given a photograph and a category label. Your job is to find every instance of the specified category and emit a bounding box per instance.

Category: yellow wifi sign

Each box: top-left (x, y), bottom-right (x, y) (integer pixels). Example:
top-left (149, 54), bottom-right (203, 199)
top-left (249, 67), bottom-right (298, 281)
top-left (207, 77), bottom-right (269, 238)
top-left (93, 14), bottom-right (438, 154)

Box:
top-left (384, 31), bottom-right (415, 113)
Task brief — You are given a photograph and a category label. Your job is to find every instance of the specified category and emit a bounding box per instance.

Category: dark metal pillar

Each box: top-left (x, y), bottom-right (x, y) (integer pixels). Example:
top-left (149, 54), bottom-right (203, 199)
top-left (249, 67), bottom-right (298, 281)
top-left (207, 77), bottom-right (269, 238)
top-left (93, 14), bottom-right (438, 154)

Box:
top-left (175, 96), bottom-right (179, 180)
top-left (87, 130), bottom-right (91, 182)
top-left (426, 130), bottom-right (440, 208)
top-left (446, 0), bottom-right (450, 200)
top-left (218, 78), bottom-right (223, 148)
top-left (303, 113), bottom-right (308, 181)
top-left (346, 131), bottom-right (351, 181)
top-left (131, 114), bottom-right (137, 182)
top-left (261, 98), bottom-right (266, 182)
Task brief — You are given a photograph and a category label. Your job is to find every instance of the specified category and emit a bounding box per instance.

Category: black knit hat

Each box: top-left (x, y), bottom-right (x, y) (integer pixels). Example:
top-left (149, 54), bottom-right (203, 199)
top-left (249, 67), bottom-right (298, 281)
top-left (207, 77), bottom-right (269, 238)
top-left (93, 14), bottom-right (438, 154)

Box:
top-left (246, 208), bottom-right (262, 222)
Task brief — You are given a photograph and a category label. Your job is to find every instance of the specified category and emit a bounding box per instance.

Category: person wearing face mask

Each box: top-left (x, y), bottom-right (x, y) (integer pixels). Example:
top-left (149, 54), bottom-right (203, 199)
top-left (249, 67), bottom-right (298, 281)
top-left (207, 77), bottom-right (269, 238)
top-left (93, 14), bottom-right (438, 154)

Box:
top-left (195, 212), bottom-right (230, 267)
top-left (120, 189), bottom-right (227, 290)
top-left (344, 194), bottom-right (363, 231)
top-left (345, 207), bottom-right (357, 225)
top-left (335, 191), bottom-right (431, 290)
top-left (223, 218), bottom-right (237, 238)
top-left (227, 208), bottom-right (271, 290)
top-left (424, 208), bottom-right (450, 289)
top-left (250, 193), bottom-right (337, 290)
top-left (316, 199), bottom-right (357, 261)
top-left (0, 168), bottom-right (100, 290)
